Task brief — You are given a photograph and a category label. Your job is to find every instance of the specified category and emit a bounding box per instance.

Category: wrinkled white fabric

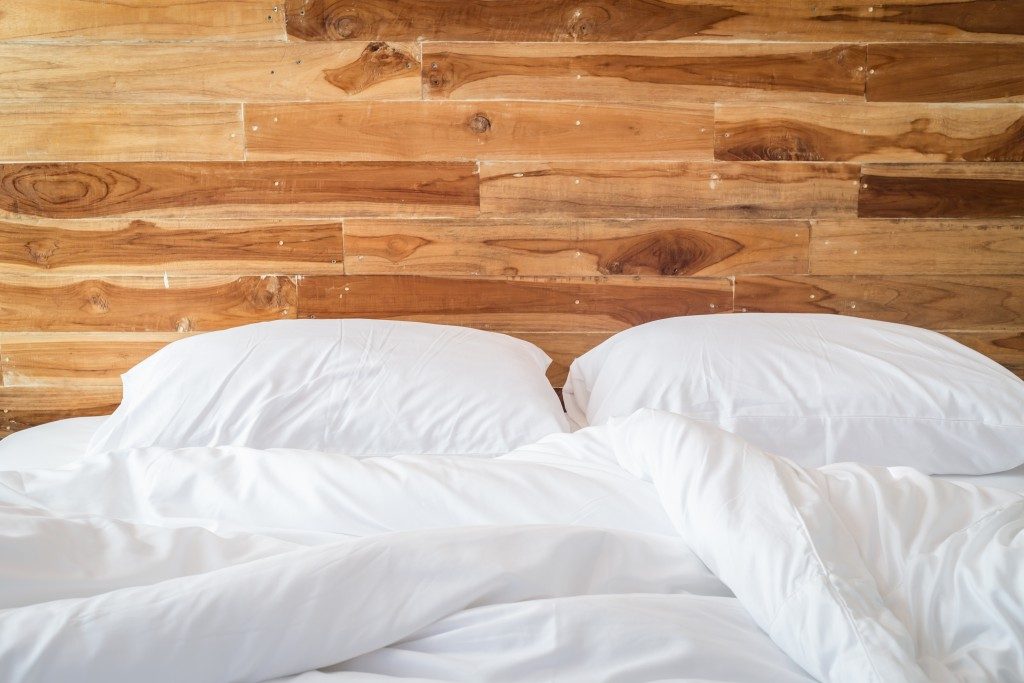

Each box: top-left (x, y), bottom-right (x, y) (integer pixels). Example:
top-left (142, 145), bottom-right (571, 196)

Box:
top-left (1, 410), bottom-right (1020, 682)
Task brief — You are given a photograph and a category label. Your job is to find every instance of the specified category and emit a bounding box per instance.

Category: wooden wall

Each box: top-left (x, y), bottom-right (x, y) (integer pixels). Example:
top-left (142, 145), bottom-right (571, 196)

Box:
top-left (2, 0), bottom-right (1023, 435)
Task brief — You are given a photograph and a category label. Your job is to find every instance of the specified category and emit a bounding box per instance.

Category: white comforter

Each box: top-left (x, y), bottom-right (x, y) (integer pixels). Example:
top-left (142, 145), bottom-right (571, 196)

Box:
top-left (0, 409), bottom-right (1020, 682)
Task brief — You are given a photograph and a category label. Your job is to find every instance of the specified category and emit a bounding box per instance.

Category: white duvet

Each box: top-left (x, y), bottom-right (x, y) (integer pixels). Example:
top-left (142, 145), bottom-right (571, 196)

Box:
top-left (0, 409), bottom-right (1020, 682)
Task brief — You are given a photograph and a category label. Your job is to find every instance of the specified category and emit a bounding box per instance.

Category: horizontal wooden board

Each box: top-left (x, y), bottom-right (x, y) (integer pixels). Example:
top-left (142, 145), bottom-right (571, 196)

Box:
top-left (0, 275), bottom-right (297, 332)
top-left (942, 330), bottom-right (1024, 377)
top-left (859, 163), bottom-right (1024, 218)
top-left (867, 44), bottom-right (1024, 102)
top-left (506, 332), bottom-right (611, 386)
top-left (1, 332), bottom-right (186, 386)
top-left (0, 0), bottom-right (285, 41)
top-left (0, 218), bottom-right (343, 275)
top-left (344, 218), bottom-right (809, 277)
top-left (715, 103), bottom-right (1024, 162)
top-left (811, 219), bottom-right (1024, 275)
top-left (0, 42), bottom-right (419, 102)
top-left (0, 103), bottom-right (243, 162)
top-left (246, 101), bottom-right (712, 161)
top-left (735, 275), bottom-right (1024, 328)
top-left (0, 387), bottom-right (121, 435)
top-left (297, 275), bottom-right (732, 332)
top-left (0, 162), bottom-right (479, 219)
top-left (480, 162), bottom-right (859, 219)
top-left (285, 0), bottom-right (1024, 42)
top-left (422, 42), bottom-right (866, 103)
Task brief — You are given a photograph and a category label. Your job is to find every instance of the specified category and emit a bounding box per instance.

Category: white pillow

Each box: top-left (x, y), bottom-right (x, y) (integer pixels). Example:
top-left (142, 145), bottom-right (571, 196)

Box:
top-left (564, 314), bottom-right (1024, 474)
top-left (88, 319), bottom-right (569, 456)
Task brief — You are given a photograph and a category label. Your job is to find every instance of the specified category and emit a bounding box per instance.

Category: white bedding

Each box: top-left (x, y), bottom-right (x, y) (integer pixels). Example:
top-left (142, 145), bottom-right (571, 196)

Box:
top-left (0, 409), bottom-right (1020, 682)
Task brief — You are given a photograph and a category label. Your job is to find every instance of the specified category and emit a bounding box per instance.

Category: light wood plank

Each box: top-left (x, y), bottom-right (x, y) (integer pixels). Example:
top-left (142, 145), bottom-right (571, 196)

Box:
top-left (480, 162), bottom-right (859, 219)
top-left (0, 103), bottom-right (243, 162)
top-left (811, 219), bottom-right (1024, 275)
top-left (0, 275), bottom-right (297, 332)
top-left (344, 218), bottom-right (809, 277)
top-left (297, 275), bottom-right (732, 332)
top-left (0, 0), bottom-right (285, 41)
top-left (286, 0), bottom-right (1024, 42)
top-left (0, 162), bottom-right (479, 219)
top-left (859, 163), bottom-right (1024, 218)
top-left (1, 332), bottom-right (186, 386)
top-left (0, 42), bottom-right (420, 102)
top-left (422, 42), bottom-right (866, 103)
top-left (0, 217), bottom-right (343, 275)
top-left (867, 44), bottom-right (1024, 102)
top-left (246, 102), bottom-right (713, 161)
top-left (0, 386), bottom-right (120, 436)
top-left (941, 329), bottom-right (1024, 378)
top-left (716, 103), bottom-right (1024, 162)
top-left (735, 275), bottom-right (1024, 328)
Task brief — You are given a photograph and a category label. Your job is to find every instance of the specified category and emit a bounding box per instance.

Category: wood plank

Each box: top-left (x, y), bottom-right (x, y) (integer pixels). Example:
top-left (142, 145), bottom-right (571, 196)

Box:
top-left (867, 44), bottom-right (1024, 102)
top-left (0, 218), bottom-right (343, 276)
top-left (1, 332), bottom-right (186, 386)
top-left (285, 0), bottom-right (1024, 42)
top-left (0, 275), bottom-right (297, 332)
top-left (0, 387), bottom-right (120, 436)
top-left (859, 163), bottom-right (1024, 218)
top-left (344, 218), bottom-right (809, 277)
top-left (246, 101), bottom-right (712, 162)
top-left (0, 42), bottom-right (420, 102)
top-left (941, 330), bottom-right (1024, 378)
top-left (811, 219), bottom-right (1024, 275)
top-left (422, 42), bottom-right (866, 103)
top-left (506, 332), bottom-right (612, 386)
top-left (734, 275), bottom-right (1024, 328)
top-left (0, 0), bottom-right (285, 41)
top-left (0, 162), bottom-right (479, 219)
top-left (480, 162), bottom-right (859, 219)
top-left (0, 103), bottom-right (243, 162)
top-left (715, 103), bottom-right (1024, 162)
top-left (297, 275), bottom-right (732, 332)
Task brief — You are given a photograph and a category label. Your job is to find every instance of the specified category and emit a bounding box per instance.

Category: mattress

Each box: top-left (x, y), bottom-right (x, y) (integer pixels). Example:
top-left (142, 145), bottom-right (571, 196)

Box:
top-left (2, 417), bottom-right (1023, 494)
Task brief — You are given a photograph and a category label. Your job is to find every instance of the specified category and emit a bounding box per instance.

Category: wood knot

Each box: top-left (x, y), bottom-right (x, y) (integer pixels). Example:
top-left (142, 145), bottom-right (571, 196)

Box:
top-left (329, 15), bottom-right (361, 39)
top-left (469, 114), bottom-right (491, 134)
top-left (25, 238), bottom-right (59, 265)
top-left (176, 317), bottom-right (193, 333)
top-left (566, 5), bottom-right (610, 39)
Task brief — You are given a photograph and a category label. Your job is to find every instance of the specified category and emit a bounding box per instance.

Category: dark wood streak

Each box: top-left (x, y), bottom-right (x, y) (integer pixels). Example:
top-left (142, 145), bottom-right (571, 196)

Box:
top-left (286, 0), bottom-right (740, 41)
top-left (859, 165), bottom-right (1024, 218)
top-left (870, 0), bottom-right (1024, 37)
top-left (0, 163), bottom-right (479, 218)
top-left (323, 42), bottom-right (418, 95)
top-left (867, 44), bottom-right (1024, 102)
top-left (425, 45), bottom-right (865, 99)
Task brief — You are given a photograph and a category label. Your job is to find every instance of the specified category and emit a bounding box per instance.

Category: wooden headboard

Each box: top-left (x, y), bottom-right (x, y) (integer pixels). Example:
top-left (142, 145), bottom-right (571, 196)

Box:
top-left (2, 0), bottom-right (1023, 435)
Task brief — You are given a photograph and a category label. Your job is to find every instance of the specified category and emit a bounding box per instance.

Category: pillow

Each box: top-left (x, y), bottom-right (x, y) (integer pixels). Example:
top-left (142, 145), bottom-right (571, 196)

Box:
top-left (88, 319), bottom-right (569, 456)
top-left (564, 314), bottom-right (1024, 474)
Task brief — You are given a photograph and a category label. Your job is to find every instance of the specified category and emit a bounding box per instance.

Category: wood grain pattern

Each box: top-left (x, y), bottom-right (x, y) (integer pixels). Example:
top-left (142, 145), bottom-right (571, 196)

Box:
top-left (286, 0), bottom-right (1024, 43)
top-left (735, 275), bottom-right (1024, 328)
top-left (1, 332), bottom-right (186, 386)
top-left (422, 42), bottom-right (866, 103)
top-left (859, 163), bottom-right (1024, 218)
top-left (0, 162), bottom-right (479, 219)
top-left (0, 43), bottom-right (420, 102)
top-left (867, 44), bottom-right (1024, 102)
top-left (0, 0), bottom-right (285, 41)
top-left (715, 103), bottom-right (1024, 162)
top-left (0, 103), bottom-right (243, 162)
top-left (298, 275), bottom-right (732, 332)
top-left (246, 101), bottom-right (713, 161)
top-left (942, 329), bottom-right (1024, 377)
top-left (0, 387), bottom-right (121, 434)
top-left (0, 218), bottom-right (343, 275)
top-left (811, 219), bottom-right (1024, 275)
top-left (0, 275), bottom-right (297, 332)
top-left (344, 218), bottom-right (809, 276)
top-left (480, 162), bottom-right (859, 218)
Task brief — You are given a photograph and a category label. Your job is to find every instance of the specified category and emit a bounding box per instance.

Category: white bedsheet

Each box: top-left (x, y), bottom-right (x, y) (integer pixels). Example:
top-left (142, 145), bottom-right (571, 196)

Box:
top-left (0, 410), bottom-right (1020, 682)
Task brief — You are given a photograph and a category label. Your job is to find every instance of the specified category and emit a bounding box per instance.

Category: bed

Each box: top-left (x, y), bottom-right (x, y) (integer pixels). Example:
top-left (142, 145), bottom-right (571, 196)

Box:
top-left (1, 315), bottom-right (1021, 683)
